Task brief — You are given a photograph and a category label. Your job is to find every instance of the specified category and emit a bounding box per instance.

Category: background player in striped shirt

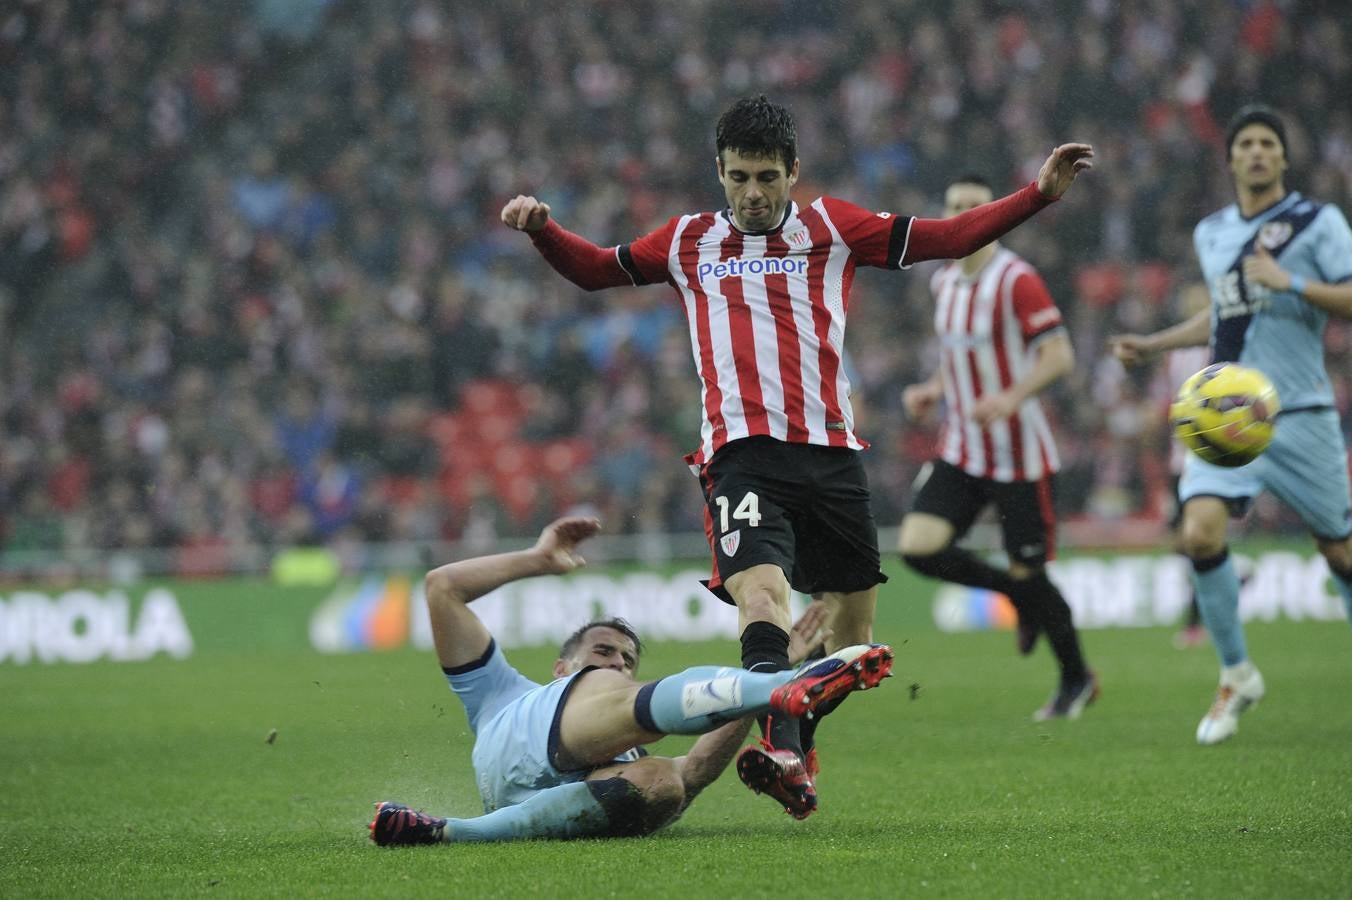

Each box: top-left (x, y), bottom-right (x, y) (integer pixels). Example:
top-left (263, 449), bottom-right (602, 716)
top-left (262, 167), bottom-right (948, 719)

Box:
top-left (897, 174), bottom-right (1097, 722)
top-left (502, 95), bottom-right (1093, 816)
top-left (1111, 105), bottom-right (1352, 745)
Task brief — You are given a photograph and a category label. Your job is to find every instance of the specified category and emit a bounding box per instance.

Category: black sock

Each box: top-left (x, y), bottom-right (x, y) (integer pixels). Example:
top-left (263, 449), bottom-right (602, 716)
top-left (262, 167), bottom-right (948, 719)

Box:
top-left (740, 621), bottom-right (801, 756)
top-left (902, 547), bottom-right (1019, 598)
top-left (904, 546), bottom-right (1039, 621)
top-left (1010, 572), bottom-right (1087, 683)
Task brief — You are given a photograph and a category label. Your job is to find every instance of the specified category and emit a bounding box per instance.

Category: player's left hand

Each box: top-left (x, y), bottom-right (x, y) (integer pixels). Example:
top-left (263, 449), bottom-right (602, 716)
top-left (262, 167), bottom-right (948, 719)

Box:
top-left (968, 391), bottom-right (1020, 426)
top-left (1242, 243), bottom-right (1291, 291)
top-left (535, 516), bottom-right (602, 574)
top-left (1036, 143), bottom-right (1094, 199)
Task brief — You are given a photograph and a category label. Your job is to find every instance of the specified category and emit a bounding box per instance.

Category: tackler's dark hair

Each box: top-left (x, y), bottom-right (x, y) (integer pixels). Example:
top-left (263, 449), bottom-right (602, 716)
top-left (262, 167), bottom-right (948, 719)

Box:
top-left (559, 618), bottom-right (644, 662)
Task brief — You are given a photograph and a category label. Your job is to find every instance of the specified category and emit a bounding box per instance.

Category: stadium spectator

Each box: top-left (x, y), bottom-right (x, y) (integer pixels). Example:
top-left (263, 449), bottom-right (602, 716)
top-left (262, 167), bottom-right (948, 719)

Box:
top-left (369, 515), bottom-right (892, 845)
top-left (1110, 104), bottom-right (1352, 746)
top-left (1, 2), bottom-right (1350, 577)
top-left (896, 174), bottom-right (1098, 723)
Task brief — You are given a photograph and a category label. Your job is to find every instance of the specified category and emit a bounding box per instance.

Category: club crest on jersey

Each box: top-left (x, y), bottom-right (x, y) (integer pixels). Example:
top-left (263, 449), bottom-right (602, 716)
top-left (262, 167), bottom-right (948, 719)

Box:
top-left (1257, 221), bottom-right (1292, 250)
top-left (784, 227), bottom-right (811, 248)
top-left (720, 529), bottom-right (741, 557)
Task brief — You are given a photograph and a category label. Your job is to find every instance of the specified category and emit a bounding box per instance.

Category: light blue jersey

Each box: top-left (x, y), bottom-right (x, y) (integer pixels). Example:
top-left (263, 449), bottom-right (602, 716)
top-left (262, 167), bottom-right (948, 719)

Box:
top-left (1193, 191), bottom-right (1352, 410)
top-left (1182, 191), bottom-right (1352, 539)
top-left (446, 641), bottom-right (642, 813)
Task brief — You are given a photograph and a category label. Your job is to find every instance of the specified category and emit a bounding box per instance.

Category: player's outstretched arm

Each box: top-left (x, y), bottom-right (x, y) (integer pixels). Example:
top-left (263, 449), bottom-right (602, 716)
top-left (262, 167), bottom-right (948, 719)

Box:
top-left (904, 146), bottom-right (1092, 265)
top-left (1109, 309), bottom-right (1211, 367)
top-left (425, 517), bottom-right (602, 669)
top-left (501, 193), bottom-right (638, 291)
top-left (1035, 143), bottom-right (1095, 199)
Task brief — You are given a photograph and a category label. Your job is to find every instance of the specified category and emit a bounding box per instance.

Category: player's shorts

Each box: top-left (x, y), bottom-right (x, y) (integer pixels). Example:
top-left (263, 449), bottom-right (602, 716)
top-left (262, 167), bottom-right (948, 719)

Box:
top-left (1178, 406), bottom-right (1352, 540)
top-left (699, 436), bottom-right (887, 603)
top-left (446, 642), bottom-right (641, 813)
top-left (908, 458), bottom-right (1058, 566)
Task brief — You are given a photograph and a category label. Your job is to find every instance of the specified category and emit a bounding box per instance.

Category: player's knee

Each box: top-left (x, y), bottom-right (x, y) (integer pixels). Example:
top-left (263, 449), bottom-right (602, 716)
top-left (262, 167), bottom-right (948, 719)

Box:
top-left (898, 529), bottom-right (941, 558)
top-left (1179, 516), bottom-right (1226, 560)
top-left (728, 565), bottom-right (791, 622)
top-left (588, 762), bottom-right (685, 837)
top-left (1316, 537), bottom-right (1352, 577)
top-left (1179, 528), bottom-right (1225, 561)
top-left (738, 592), bottom-right (784, 626)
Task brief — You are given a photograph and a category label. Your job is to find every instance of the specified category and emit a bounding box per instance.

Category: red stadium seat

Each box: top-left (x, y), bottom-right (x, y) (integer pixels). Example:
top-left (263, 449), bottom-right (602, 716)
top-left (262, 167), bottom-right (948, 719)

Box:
top-left (1076, 264), bottom-right (1126, 306)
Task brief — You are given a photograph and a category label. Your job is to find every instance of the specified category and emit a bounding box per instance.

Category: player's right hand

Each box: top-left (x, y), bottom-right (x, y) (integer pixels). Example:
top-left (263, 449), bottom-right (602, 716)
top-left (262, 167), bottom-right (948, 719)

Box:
top-left (501, 195), bottom-right (552, 233)
top-left (902, 382), bottom-right (941, 420)
top-left (535, 516), bottom-right (602, 574)
top-left (1108, 334), bottom-right (1152, 366)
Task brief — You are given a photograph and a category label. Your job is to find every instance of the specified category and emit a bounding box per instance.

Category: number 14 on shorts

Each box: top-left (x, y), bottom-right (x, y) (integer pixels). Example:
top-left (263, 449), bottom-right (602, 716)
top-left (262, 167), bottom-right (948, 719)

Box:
top-left (715, 492), bottom-right (763, 532)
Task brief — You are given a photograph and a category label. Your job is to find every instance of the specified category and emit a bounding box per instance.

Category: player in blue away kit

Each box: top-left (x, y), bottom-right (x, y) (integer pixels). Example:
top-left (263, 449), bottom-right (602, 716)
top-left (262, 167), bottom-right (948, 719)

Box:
top-left (369, 516), bottom-right (894, 845)
top-left (1112, 105), bottom-right (1352, 745)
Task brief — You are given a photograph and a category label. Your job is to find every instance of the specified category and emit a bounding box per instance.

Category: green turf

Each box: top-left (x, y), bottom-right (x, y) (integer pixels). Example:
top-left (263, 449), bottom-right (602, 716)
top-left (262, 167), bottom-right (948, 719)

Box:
top-left (3, 621), bottom-right (1351, 899)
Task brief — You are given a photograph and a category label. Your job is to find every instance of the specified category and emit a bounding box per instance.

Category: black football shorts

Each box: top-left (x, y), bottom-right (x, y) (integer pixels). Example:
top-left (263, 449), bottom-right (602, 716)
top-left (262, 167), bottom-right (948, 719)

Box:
top-left (909, 458), bottom-right (1058, 566)
top-left (699, 436), bottom-right (887, 604)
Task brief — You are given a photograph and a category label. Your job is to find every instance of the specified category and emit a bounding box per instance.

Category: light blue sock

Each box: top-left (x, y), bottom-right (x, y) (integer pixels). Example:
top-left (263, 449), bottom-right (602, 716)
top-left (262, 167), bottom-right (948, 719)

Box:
top-left (1192, 551), bottom-right (1247, 666)
top-left (1330, 566), bottom-right (1352, 626)
top-left (634, 665), bottom-right (793, 734)
top-left (446, 782), bottom-right (610, 842)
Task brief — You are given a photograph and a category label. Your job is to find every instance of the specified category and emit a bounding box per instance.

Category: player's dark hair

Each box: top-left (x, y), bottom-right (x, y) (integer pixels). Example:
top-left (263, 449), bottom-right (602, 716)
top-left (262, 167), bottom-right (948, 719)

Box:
top-left (716, 95), bottom-right (797, 170)
top-left (950, 173), bottom-right (993, 192)
top-left (559, 618), bottom-right (644, 662)
top-left (1225, 104), bottom-right (1288, 160)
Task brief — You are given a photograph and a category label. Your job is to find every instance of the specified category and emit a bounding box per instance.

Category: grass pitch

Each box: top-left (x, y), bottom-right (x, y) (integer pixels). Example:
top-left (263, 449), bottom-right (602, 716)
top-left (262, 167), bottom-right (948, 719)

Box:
top-left (4, 617), bottom-right (1351, 899)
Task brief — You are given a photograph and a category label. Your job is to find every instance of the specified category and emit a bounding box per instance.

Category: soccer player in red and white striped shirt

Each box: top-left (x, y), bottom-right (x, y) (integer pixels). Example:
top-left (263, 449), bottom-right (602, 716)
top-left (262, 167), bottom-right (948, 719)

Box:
top-left (503, 96), bottom-right (1093, 816)
top-left (897, 175), bottom-right (1097, 722)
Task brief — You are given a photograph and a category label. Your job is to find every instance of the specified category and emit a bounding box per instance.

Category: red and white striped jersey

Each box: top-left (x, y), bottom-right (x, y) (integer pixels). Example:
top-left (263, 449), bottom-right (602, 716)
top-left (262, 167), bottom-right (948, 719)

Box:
top-left (931, 247), bottom-right (1064, 482)
top-left (622, 198), bottom-right (910, 466)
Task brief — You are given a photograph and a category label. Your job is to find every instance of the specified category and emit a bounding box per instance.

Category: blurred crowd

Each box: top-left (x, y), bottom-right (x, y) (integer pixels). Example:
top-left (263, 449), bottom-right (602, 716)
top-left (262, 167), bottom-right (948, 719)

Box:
top-left (3, 0), bottom-right (1351, 574)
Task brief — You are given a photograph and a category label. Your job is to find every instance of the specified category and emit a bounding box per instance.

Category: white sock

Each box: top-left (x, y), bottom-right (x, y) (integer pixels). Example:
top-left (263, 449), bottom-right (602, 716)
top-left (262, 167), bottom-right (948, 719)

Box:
top-left (1221, 659), bottom-right (1255, 687)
